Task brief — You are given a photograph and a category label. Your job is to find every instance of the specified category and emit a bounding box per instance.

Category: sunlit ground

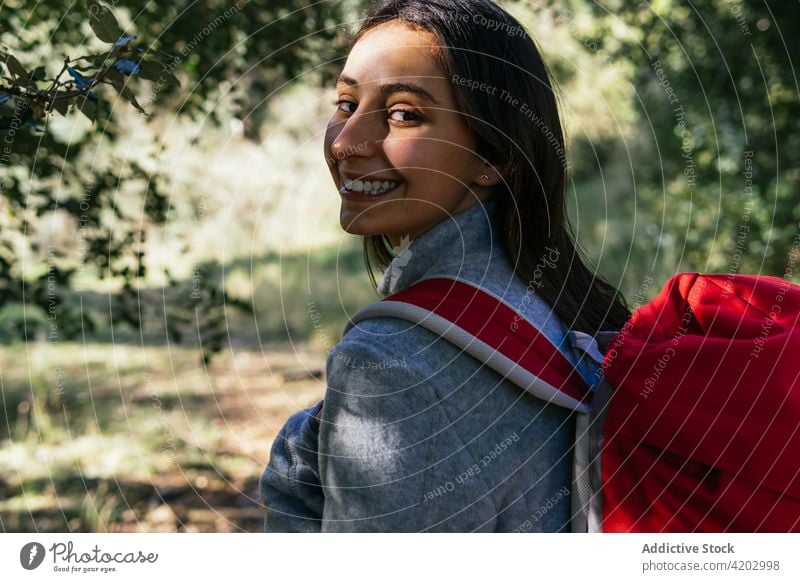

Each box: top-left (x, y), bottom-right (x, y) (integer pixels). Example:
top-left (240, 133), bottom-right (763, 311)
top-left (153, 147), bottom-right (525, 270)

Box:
top-left (0, 342), bottom-right (326, 532)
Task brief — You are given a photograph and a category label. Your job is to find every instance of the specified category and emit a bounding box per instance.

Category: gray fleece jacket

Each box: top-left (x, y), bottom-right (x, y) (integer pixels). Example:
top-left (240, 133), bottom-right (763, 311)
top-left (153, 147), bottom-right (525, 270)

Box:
top-left (259, 198), bottom-right (603, 532)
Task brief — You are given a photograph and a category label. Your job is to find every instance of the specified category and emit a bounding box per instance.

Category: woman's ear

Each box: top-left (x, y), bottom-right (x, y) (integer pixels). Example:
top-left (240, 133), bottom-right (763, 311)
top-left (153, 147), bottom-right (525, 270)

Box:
top-left (474, 163), bottom-right (504, 187)
top-left (474, 143), bottom-right (508, 187)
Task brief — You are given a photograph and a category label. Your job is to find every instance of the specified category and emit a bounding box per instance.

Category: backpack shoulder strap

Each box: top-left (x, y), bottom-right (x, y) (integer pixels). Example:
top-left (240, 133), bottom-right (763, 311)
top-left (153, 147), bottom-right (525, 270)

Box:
top-left (345, 276), bottom-right (591, 413)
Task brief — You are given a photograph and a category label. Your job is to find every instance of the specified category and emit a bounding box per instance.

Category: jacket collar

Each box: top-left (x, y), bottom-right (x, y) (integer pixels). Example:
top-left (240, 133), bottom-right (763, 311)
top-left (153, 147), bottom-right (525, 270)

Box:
top-left (377, 198), bottom-right (500, 297)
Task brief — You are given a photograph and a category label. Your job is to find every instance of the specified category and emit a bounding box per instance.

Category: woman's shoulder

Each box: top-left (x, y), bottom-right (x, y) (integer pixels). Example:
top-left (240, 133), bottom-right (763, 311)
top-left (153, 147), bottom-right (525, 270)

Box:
top-left (327, 315), bottom-right (455, 386)
top-left (342, 266), bottom-right (602, 392)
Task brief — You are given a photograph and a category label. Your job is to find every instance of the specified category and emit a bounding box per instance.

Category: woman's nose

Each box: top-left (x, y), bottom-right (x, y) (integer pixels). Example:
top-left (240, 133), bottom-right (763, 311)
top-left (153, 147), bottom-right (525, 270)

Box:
top-left (329, 109), bottom-right (382, 161)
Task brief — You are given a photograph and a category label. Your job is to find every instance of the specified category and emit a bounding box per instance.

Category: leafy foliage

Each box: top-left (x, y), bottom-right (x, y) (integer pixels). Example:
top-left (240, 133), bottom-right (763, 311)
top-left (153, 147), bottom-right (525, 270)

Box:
top-left (585, 0), bottom-right (799, 279)
top-left (0, 0), bottom-right (355, 359)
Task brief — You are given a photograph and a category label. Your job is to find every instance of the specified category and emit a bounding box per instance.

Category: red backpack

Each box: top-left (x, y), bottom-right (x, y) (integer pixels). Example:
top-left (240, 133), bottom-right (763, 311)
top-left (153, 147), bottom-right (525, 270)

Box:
top-left (347, 273), bottom-right (800, 532)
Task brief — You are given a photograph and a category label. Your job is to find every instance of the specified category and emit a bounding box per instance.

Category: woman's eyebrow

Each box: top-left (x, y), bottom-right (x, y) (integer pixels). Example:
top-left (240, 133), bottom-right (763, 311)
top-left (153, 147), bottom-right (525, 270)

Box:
top-left (336, 74), bottom-right (440, 105)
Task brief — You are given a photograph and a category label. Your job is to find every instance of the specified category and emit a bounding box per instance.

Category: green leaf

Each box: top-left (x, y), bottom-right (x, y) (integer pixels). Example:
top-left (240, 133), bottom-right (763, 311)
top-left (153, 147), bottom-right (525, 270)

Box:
top-left (4, 54), bottom-right (29, 83)
top-left (52, 98), bottom-right (70, 116)
top-left (137, 59), bottom-right (180, 88)
top-left (76, 95), bottom-right (97, 122)
top-left (87, 0), bottom-right (124, 43)
top-left (106, 68), bottom-right (146, 113)
top-left (31, 66), bottom-right (47, 82)
top-left (74, 51), bottom-right (114, 69)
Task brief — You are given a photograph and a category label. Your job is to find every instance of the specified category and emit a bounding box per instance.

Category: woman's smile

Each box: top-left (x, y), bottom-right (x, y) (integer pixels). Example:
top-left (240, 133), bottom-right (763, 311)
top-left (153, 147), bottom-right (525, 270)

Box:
top-left (338, 170), bottom-right (404, 200)
top-left (323, 19), bottom-right (500, 248)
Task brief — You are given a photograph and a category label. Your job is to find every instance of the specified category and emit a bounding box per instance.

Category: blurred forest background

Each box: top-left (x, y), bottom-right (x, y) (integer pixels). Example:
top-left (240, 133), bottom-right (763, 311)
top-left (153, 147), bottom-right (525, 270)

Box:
top-left (0, 0), bottom-right (797, 531)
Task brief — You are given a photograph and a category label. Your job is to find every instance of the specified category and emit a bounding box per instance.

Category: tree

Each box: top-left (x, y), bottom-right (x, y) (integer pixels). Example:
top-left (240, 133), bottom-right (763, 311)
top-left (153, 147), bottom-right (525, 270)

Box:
top-left (0, 0), bottom-right (355, 355)
top-left (585, 0), bottom-right (799, 281)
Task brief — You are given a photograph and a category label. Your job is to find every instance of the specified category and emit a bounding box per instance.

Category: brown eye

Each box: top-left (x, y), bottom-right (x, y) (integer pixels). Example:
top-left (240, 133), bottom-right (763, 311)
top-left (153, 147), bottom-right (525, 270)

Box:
top-left (332, 99), bottom-right (356, 114)
top-left (388, 109), bottom-right (420, 123)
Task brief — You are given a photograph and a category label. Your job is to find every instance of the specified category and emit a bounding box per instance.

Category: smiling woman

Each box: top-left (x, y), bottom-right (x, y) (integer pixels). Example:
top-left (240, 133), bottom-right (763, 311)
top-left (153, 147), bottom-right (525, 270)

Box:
top-left (324, 19), bottom-right (501, 248)
top-left (259, 0), bottom-right (630, 533)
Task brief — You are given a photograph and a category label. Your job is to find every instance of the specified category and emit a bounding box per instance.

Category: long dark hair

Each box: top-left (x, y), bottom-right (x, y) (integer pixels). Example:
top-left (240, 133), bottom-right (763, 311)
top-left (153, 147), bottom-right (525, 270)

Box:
top-left (350, 0), bottom-right (630, 334)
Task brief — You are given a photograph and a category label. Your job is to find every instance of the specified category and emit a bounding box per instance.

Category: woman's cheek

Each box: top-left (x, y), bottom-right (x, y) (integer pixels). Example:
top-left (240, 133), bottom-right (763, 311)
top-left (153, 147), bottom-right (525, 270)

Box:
top-left (383, 135), bottom-right (439, 173)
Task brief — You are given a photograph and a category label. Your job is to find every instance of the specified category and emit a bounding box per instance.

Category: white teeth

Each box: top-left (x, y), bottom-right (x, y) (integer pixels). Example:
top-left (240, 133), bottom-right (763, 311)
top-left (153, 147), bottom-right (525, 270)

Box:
top-left (342, 175), bottom-right (400, 195)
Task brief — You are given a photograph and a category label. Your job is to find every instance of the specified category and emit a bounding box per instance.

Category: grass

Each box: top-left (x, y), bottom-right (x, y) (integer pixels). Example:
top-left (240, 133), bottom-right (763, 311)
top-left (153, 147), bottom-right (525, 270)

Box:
top-left (0, 341), bottom-right (329, 532)
top-left (63, 241), bottom-right (377, 349)
top-left (0, 231), bottom-right (380, 532)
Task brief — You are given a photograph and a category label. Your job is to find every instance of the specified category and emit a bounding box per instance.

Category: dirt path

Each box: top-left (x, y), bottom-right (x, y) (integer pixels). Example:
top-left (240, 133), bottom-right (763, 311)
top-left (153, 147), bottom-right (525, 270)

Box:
top-left (0, 343), bottom-right (328, 532)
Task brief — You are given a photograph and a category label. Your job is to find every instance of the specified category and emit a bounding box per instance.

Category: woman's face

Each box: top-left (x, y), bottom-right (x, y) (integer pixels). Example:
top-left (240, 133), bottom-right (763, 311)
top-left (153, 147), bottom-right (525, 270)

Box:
top-left (324, 20), bottom-right (499, 248)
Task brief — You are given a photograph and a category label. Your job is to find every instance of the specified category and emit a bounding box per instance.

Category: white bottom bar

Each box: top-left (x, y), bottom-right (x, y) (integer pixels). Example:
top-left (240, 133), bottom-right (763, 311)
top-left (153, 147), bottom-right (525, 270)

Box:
top-left (1, 533), bottom-right (798, 581)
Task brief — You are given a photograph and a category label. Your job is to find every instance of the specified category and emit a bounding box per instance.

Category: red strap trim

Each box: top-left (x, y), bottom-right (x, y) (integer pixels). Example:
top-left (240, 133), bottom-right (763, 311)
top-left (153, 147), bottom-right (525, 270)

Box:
top-left (385, 277), bottom-right (590, 403)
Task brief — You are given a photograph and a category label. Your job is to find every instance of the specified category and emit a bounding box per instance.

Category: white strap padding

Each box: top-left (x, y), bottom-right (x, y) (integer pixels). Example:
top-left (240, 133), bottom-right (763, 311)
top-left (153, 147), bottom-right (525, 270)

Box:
top-left (347, 301), bottom-right (590, 414)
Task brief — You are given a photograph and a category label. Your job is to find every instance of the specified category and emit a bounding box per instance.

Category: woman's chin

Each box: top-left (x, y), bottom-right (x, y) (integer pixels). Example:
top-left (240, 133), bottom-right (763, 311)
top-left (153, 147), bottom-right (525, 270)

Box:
top-left (338, 214), bottom-right (382, 238)
top-left (338, 205), bottom-right (387, 234)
